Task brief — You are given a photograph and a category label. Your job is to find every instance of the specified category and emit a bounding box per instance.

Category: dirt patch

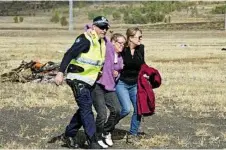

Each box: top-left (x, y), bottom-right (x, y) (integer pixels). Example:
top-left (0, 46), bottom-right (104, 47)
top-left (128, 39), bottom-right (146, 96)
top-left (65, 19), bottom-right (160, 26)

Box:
top-left (1, 99), bottom-right (226, 149)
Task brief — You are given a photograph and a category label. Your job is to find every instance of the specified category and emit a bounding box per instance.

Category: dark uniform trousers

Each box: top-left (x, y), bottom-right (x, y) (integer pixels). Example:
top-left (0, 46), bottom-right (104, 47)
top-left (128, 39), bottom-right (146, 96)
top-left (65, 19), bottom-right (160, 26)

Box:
top-left (65, 79), bottom-right (95, 140)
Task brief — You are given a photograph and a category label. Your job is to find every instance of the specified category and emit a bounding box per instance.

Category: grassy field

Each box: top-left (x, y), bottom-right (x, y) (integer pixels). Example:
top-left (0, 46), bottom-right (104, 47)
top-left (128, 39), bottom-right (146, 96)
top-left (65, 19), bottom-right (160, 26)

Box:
top-left (0, 1), bottom-right (226, 145)
top-left (1, 2), bottom-right (226, 149)
top-left (0, 27), bottom-right (225, 148)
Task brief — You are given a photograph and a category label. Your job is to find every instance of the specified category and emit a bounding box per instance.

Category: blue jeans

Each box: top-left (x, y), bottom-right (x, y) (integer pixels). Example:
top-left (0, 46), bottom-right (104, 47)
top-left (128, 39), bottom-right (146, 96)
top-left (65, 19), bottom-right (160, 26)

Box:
top-left (115, 80), bottom-right (141, 135)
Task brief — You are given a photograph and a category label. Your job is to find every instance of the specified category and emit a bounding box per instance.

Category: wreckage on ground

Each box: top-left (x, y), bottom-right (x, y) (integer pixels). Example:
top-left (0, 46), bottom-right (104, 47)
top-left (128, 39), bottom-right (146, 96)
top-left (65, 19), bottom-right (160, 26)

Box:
top-left (1, 60), bottom-right (61, 83)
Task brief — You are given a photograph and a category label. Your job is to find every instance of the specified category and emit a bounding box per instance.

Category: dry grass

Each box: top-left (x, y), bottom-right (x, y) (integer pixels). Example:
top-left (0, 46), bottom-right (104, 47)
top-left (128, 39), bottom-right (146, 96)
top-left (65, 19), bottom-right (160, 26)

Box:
top-left (0, 82), bottom-right (74, 109)
top-left (176, 136), bottom-right (191, 148)
top-left (134, 134), bottom-right (172, 148)
top-left (143, 31), bottom-right (226, 118)
top-left (0, 22), bottom-right (226, 148)
top-left (195, 127), bottom-right (211, 137)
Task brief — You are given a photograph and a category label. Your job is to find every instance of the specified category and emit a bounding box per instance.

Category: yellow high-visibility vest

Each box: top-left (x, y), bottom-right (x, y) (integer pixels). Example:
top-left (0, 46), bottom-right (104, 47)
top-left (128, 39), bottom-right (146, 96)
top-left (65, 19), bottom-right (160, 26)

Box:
top-left (66, 31), bottom-right (106, 86)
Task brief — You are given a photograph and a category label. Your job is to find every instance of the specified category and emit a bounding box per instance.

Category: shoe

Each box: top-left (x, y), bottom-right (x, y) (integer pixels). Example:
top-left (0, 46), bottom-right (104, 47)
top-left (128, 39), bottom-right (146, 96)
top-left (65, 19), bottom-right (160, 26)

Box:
top-left (87, 135), bottom-right (103, 149)
top-left (62, 135), bottom-right (79, 149)
top-left (89, 141), bottom-right (103, 149)
top-left (98, 140), bottom-right (108, 148)
top-left (104, 132), bottom-right (113, 147)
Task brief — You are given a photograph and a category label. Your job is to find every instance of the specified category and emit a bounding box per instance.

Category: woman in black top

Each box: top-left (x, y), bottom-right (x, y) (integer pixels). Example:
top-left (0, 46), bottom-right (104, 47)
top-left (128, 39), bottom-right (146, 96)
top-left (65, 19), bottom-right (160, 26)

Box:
top-left (115, 27), bottom-right (144, 139)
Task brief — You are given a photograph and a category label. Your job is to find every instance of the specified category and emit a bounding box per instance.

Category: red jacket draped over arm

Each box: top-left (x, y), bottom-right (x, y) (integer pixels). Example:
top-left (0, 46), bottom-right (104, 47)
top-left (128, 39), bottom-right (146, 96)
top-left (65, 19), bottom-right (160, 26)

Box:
top-left (137, 63), bottom-right (161, 116)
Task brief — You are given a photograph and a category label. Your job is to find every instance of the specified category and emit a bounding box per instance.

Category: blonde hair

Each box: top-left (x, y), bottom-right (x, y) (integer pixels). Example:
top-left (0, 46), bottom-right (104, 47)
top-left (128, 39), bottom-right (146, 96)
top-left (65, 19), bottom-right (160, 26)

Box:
top-left (110, 33), bottom-right (126, 42)
top-left (125, 27), bottom-right (142, 46)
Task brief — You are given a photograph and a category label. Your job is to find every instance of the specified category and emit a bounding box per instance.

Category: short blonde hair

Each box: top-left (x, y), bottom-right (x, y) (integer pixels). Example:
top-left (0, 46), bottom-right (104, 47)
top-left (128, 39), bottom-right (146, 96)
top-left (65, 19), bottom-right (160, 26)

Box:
top-left (110, 33), bottom-right (126, 42)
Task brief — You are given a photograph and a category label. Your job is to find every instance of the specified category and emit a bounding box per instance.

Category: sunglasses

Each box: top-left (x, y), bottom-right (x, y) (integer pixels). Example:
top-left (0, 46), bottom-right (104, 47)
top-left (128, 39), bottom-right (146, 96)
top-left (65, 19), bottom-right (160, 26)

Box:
top-left (97, 25), bottom-right (109, 31)
top-left (133, 36), bottom-right (142, 40)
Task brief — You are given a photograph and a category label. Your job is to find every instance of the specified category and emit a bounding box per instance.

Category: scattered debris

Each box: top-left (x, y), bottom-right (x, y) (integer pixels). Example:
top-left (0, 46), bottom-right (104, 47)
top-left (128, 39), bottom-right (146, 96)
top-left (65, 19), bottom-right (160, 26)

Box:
top-left (1, 60), bottom-right (61, 83)
top-left (178, 43), bottom-right (190, 48)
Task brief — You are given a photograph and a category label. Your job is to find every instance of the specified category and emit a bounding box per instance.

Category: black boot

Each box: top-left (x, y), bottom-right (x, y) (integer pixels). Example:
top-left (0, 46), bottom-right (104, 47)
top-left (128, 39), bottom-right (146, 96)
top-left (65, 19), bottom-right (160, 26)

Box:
top-left (87, 135), bottom-right (102, 149)
top-left (62, 134), bottom-right (80, 149)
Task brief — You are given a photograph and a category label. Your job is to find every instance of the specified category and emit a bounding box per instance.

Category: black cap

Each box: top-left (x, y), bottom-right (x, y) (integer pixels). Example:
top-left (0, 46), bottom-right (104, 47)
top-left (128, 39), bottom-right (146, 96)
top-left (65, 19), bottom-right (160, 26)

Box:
top-left (93, 16), bottom-right (110, 29)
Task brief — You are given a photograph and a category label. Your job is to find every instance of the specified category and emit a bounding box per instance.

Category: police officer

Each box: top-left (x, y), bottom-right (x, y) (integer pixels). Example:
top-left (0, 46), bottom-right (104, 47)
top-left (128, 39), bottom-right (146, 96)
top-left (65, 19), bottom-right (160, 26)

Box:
top-left (54, 16), bottom-right (110, 149)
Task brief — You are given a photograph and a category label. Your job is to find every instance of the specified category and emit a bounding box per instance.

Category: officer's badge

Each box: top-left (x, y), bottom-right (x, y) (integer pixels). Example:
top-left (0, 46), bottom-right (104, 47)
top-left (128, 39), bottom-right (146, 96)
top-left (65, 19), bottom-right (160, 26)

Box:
top-left (101, 16), bottom-right (107, 22)
top-left (75, 38), bottom-right (81, 43)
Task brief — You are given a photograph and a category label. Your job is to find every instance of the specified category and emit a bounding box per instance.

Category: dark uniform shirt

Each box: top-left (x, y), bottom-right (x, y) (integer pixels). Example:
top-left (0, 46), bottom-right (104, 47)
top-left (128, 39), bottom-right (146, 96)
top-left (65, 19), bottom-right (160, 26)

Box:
top-left (59, 34), bottom-right (91, 73)
top-left (119, 44), bottom-right (145, 85)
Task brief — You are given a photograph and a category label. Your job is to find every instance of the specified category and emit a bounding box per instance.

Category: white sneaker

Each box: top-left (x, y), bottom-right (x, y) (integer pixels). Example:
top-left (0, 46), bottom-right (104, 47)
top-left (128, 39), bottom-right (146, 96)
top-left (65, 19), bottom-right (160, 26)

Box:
top-left (104, 133), bottom-right (113, 146)
top-left (97, 140), bottom-right (108, 148)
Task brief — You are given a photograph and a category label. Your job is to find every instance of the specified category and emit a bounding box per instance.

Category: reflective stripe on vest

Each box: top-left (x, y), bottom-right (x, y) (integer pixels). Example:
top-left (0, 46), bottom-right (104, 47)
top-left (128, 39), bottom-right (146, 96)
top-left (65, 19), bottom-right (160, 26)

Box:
top-left (66, 31), bottom-right (106, 86)
top-left (76, 57), bottom-right (103, 67)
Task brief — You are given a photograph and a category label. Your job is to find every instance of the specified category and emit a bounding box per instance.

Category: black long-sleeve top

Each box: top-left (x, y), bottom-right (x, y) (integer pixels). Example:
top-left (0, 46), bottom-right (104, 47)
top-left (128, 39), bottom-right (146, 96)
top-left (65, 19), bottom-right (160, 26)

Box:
top-left (119, 44), bottom-right (145, 85)
top-left (59, 34), bottom-right (90, 73)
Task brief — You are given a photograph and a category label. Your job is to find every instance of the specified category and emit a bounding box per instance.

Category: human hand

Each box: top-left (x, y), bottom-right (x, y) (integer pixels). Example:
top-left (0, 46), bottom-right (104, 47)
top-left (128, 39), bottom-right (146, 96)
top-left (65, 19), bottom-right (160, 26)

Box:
top-left (143, 74), bottom-right (149, 79)
top-left (113, 70), bottom-right (119, 78)
top-left (54, 72), bottom-right (64, 86)
top-left (86, 28), bottom-right (93, 37)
